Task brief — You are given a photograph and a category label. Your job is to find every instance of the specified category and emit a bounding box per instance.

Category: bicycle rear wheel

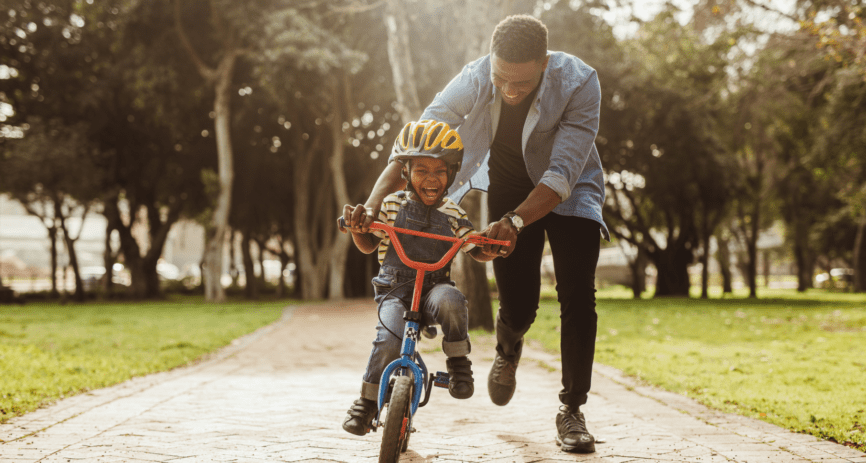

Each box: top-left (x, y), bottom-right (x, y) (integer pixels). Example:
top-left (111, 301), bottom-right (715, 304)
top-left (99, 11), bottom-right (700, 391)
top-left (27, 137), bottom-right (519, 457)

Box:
top-left (378, 375), bottom-right (413, 462)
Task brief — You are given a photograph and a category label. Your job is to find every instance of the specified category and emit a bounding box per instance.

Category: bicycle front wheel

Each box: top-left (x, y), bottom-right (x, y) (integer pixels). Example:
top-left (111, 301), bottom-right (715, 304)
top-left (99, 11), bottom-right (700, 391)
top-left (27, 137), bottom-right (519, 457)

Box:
top-left (379, 375), bottom-right (413, 462)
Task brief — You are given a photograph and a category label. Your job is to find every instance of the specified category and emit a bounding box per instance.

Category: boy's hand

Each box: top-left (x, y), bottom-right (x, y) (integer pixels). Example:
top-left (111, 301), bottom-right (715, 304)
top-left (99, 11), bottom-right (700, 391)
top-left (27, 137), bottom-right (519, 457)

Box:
top-left (339, 204), bottom-right (375, 234)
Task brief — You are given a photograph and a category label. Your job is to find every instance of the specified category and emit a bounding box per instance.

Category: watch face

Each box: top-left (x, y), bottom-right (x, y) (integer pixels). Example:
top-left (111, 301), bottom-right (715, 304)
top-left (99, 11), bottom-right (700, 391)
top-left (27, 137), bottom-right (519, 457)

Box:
top-left (511, 215), bottom-right (524, 230)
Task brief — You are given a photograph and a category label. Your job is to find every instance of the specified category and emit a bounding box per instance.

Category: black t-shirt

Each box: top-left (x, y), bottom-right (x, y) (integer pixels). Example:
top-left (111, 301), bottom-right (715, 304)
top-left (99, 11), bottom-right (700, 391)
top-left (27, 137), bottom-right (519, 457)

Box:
top-left (488, 81), bottom-right (541, 200)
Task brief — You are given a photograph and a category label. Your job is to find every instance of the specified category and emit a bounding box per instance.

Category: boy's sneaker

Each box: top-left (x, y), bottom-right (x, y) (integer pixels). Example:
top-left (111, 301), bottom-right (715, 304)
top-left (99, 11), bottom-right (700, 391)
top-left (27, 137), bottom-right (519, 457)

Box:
top-left (555, 405), bottom-right (596, 453)
top-left (488, 352), bottom-right (518, 405)
top-left (446, 356), bottom-right (474, 399)
top-left (342, 397), bottom-right (377, 436)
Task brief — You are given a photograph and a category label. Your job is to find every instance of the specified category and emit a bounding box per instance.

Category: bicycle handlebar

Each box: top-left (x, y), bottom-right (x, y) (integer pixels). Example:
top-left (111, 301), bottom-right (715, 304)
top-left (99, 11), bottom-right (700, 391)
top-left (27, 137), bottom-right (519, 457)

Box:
top-left (338, 217), bottom-right (511, 272)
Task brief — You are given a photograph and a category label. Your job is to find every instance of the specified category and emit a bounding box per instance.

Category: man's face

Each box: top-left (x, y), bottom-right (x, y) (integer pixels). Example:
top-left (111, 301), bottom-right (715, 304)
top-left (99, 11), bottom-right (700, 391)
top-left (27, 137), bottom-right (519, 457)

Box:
top-left (407, 157), bottom-right (449, 206)
top-left (490, 53), bottom-right (549, 106)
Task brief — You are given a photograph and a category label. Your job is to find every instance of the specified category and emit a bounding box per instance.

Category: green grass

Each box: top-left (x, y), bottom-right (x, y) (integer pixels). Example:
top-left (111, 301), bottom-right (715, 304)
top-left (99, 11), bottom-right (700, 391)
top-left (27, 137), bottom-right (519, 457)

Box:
top-left (524, 289), bottom-right (866, 452)
top-left (0, 297), bottom-right (288, 425)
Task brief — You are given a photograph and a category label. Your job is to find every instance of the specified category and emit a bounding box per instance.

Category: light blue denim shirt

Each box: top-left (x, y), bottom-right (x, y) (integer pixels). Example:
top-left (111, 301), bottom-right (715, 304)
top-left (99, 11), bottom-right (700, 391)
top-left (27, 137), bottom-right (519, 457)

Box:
top-left (395, 51), bottom-right (610, 240)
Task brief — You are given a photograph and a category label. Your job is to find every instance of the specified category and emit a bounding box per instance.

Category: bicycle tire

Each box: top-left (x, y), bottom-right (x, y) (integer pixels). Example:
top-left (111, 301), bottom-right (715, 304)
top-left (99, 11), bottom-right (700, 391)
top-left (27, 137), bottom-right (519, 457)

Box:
top-left (379, 375), bottom-right (413, 462)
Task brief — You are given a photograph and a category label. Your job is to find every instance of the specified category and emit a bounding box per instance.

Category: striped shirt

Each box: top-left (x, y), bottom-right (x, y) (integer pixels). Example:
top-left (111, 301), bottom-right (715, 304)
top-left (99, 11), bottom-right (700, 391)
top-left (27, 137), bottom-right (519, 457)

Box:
top-left (371, 194), bottom-right (477, 265)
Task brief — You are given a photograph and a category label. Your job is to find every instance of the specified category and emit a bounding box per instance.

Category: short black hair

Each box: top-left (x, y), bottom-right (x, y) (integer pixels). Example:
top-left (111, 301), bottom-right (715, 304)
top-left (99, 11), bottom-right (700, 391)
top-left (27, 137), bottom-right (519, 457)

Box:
top-left (490, 15), bottom-right (548, 63)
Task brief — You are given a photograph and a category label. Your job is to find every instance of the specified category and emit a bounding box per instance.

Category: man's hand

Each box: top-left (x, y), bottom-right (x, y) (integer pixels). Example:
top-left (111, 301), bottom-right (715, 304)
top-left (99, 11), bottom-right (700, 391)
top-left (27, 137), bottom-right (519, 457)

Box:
top-left (338, 204), bottom-right (375, 234)
top-left (480, 217), bottom-right (518, 258)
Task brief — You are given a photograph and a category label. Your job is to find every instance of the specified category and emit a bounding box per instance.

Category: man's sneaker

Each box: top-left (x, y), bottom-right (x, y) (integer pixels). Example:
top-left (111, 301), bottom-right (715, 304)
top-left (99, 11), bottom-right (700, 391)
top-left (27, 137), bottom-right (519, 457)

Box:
top-left (342, 397), bottom-right (377, 436)
top-left (555, 405), bottom-right (596, 453)
top-left (487, 352), bottom-right (518, 406)
top-left (446, 356), bottom-right (474, 399)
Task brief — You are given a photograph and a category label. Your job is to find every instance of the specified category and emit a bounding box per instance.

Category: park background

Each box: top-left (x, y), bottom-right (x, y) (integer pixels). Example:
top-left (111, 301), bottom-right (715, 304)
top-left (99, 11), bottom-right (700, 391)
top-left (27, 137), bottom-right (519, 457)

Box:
top-left (0, 0), bottom-right (864, 454)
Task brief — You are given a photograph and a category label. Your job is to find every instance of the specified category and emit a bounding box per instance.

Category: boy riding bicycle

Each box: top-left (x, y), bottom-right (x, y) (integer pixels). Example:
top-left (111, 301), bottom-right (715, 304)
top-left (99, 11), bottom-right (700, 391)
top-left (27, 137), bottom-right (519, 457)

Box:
top-left (339, 120), bottom-right (498, 436)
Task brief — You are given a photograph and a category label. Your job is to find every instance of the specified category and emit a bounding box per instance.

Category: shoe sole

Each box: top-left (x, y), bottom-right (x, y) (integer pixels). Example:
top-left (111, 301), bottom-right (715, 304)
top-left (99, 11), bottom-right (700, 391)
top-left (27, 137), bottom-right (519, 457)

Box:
top-left (555, 434), bottom-right (596, 453)
top-left (488, 359), bottom-right (516, 406)
top-left (487, 380), bottom-right (515, 406)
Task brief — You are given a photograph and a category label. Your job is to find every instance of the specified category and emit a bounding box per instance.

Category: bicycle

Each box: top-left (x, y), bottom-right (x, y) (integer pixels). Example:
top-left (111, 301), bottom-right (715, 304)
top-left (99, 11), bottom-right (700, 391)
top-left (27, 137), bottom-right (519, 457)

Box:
top-left (339, 217), bottom-right (510, 462)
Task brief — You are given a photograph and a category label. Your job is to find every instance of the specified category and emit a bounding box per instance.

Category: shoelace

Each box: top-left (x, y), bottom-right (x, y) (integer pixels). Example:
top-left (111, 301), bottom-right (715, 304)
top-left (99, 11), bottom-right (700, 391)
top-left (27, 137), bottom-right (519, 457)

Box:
top-left (562, 411), bottom-right (589, 434)
top-left (493, 356), bottom-right (517, 381)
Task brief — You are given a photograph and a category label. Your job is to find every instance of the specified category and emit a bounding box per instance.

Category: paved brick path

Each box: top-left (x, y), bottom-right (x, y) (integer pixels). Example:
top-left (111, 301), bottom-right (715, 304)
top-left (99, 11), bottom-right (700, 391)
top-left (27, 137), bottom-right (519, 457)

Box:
top-left (1, 300), bottom-right (864, 463)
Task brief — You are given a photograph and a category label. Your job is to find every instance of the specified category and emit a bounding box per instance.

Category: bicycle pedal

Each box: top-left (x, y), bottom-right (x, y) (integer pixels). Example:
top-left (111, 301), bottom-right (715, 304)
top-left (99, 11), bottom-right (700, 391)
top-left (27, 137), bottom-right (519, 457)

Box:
top-left (433, 371), bottom-right (450, 388)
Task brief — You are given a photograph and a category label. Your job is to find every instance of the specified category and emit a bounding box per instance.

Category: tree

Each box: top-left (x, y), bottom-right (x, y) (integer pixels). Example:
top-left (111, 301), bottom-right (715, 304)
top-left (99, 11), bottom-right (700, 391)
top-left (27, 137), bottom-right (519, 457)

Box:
top-left (0, 118), bottom-right (101, 301)
top-left (598, 7), bottom-right (736, 297)
top-left (172, 0), bottom-right (244, 302)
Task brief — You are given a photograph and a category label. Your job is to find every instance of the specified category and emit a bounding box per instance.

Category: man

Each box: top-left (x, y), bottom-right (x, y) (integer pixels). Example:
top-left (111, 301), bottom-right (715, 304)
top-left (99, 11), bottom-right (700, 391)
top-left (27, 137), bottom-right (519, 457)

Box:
top-left (346, 14), bottom-right (609, 453)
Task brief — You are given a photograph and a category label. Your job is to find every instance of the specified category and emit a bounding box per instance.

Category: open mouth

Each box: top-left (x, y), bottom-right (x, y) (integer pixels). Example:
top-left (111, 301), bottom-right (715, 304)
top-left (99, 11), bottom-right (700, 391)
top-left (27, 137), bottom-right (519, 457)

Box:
top-left (420, 187), bottom-right (441, 202)
top-left (503, 93), bottom-right (522, 104)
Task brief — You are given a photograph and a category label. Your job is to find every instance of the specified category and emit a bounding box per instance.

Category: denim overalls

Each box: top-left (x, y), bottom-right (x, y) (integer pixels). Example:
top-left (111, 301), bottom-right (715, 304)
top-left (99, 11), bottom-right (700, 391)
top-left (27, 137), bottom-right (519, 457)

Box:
top-left (360, 192), bottom-right (474, 401)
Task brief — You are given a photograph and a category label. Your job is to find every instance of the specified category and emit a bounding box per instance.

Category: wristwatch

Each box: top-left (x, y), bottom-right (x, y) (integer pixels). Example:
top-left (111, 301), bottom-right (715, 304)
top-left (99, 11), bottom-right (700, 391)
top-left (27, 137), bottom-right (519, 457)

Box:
top-left (503, 211), bottom-right (524, 234)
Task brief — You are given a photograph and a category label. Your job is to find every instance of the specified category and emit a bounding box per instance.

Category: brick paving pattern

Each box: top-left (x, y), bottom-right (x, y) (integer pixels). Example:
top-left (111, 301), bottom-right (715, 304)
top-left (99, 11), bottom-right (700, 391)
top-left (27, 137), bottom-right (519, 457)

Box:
top-left (1, 300), bottom-right (863, 463)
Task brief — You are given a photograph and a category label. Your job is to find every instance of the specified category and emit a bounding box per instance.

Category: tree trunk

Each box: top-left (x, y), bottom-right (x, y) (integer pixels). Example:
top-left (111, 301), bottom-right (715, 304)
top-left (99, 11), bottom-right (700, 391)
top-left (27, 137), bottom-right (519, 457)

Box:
top-left (174, 0), bottom-right (238, 302)
top-left (455, 190), bottom-right (493, 331)
top-left (630, 246), bottom-right (648, 298)
top-left (255, 237), bottom-right (267, 289)
top-left (652, 248), bottom-right (691, 297)
top-left (383, 0), bottom-right (422, 123)
top-left (292, 134), bottom-right (331, 300)
top-left (792, 212), bottom-right (814, 292)
top-left (228, 229), bottom-right (238, 286)
top-left (103, 220), bottom-right (116, 294)
top-left (202, 56), bottom-right (237, 302)
top-left (699, 213), bottom-right (711, 299)
top-left (48, 225), bottom-right (59, 298)
top-left (55, 201), bottom-right (86, 302)
top-left (103, 198), bottom-right (179, 299)
top-left (746, 206), bottom-right (759, 298)
top-left (241, 229), bottom-right (257, 299)
top-left (328, 78), bottom-right (351, 300)
top-left (853, 216), bottom-right (866, 293)
top-left (716, 234), bottom-right (733, 293)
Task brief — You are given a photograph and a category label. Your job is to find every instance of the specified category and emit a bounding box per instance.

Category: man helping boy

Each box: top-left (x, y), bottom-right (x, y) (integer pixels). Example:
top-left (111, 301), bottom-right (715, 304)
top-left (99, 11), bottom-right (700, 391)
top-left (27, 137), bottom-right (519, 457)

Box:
top-left (338, 120), bottom-right (499, 436)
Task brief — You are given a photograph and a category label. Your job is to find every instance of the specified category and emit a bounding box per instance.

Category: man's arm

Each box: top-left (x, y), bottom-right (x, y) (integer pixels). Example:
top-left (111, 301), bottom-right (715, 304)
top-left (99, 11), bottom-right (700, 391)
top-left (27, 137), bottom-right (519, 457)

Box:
top-left (483, 67), bottom-right (602, 256)
top-left (538, 70), bottom-right (602, 203)
top-left (480, 183), bottom-right (561, 257)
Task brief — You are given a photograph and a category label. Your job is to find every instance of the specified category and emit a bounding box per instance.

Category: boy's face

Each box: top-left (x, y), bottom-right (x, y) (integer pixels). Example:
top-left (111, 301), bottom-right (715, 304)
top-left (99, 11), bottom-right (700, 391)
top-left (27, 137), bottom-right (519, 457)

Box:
top-left (407, 157), bottom-right (449, 206)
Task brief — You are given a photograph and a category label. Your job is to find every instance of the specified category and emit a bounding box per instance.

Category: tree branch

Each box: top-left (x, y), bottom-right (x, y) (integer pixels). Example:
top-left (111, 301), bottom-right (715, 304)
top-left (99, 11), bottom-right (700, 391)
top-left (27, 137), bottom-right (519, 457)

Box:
top-left (329, 0), bottom-right (386, 15)
top-left (174, 0), bottom-right (217, 82)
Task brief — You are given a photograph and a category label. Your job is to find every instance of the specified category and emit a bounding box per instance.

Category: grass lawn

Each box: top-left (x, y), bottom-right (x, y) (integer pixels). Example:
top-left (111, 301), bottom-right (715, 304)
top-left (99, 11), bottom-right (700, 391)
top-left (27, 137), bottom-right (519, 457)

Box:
top-left (524, 287), bottom-right (866, 452)
top-left (0, 297), bottom-right (289, 425)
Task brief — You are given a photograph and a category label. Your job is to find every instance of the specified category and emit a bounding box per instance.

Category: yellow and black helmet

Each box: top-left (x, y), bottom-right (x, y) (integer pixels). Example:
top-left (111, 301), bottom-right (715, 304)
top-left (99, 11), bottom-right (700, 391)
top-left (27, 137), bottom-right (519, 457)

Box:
top-left (391, 120), bottom-right (464, 191)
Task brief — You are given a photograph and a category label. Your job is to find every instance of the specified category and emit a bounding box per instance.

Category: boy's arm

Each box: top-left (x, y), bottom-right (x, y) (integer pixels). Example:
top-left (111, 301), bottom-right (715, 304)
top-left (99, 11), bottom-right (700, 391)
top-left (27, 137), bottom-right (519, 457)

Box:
top-left (351, 231), bottom-right (381, 255)
top-left (358, 161), bottom-right (406, 234)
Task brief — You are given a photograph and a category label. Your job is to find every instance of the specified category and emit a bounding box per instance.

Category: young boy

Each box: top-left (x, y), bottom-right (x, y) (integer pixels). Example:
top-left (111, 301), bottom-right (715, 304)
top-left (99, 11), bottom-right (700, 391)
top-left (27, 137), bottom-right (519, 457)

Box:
top-left (338, 120), bottom-right (498, 436)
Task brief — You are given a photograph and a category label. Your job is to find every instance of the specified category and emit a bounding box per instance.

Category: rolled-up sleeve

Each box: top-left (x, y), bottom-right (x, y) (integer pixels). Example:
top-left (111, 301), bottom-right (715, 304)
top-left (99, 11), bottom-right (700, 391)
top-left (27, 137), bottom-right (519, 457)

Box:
top-left (539, 70), bottom-right (601, 202)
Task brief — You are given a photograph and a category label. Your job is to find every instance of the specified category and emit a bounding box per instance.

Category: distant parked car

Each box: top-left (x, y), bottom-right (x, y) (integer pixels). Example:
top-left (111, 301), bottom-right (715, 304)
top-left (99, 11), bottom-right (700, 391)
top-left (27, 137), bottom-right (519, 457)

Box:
top-left (815, 268), bottom-right (854, 288)
top-left (80, 264), bottom-right (130, 291)
top-left (156, 261), bottom-right (180, 281)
